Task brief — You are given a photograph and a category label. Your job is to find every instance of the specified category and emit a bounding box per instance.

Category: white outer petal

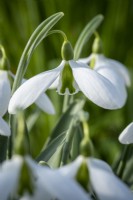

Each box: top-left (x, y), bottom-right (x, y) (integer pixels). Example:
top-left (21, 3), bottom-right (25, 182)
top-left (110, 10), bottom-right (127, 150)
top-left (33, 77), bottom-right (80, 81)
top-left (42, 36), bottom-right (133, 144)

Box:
top-left (21, 157), bottom-right (89, 200)
top-left (95, 66), bottom-right (127, 106)
top-left (49, 76), bottom-right (59, 89)
top-left (59, 155), bottom-right (84, 178)
top-left (88, 158), bottom-right (133, 200)
top-left (119, 122), bottom-right (133, 144)
top-left (59, 156), bottom-right (133, 200)
top-left (8, 62), bottom-right (64, 114)
top-left (0, 156), bottom-right (23, 200)
top-left (0, 116), bottom-right (10, 136)
top-left (35, 93), bottom-right (55, 114)
top-left (70, 61), bottom-right (125, 109)
top-left (94, 54), bottom-right (131, 87)
top-left (0, 70), bottom-right (11, 116)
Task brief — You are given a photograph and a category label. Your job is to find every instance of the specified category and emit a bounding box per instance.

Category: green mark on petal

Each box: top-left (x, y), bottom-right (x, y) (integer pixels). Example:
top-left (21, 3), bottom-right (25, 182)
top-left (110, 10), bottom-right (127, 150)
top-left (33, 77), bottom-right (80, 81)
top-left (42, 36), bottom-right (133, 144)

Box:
top-left (75, 159), bottom-right (89, 192)
top-left (59, 63), bottom-right (76, 95)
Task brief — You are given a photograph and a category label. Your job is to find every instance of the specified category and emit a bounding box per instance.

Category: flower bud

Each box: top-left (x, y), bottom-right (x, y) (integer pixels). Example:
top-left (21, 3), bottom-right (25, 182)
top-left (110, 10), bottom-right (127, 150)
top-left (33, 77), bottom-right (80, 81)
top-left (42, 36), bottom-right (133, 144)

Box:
top-left (61, 40), bottom-right (74, 61)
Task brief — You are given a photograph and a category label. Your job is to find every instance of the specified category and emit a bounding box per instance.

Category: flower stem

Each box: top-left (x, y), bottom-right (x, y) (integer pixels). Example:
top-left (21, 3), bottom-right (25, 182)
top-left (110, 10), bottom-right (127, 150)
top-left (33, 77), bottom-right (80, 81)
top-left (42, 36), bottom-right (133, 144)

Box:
top-left (116, 145), bottom-right (133, 179)
top-left (47, 30), bottom-right (67, 41)
top-left (62, 94), bottom-right (69, 112)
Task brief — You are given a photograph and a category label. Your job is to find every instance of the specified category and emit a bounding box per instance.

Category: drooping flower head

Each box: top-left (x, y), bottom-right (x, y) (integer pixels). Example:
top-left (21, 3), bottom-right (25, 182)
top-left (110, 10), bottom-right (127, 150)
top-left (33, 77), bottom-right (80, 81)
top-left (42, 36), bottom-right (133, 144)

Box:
top-left (8, 39), bottom-right (128, 114)
top-left (58, 155), bottom-right (133, 200)
top-left (0, 45), bottom-right (11, 136)
top-left (0, 155), bottom-right (90, 200)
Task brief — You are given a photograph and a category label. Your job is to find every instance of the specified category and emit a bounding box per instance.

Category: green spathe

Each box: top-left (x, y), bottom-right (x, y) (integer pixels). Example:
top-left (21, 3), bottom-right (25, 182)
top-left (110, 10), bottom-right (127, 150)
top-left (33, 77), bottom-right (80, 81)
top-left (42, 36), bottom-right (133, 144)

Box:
top-left (61, 41), bottom-right (74, 61)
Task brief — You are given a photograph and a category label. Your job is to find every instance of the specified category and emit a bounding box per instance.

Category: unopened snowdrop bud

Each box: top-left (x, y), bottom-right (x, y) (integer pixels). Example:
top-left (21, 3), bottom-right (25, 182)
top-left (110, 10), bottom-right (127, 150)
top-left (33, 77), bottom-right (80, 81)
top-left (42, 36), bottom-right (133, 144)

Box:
top-left (0, 45), bottom-right (8, 70)
top-left (75, 159), bottom-right (90, 192)
top-left (61, 40), bottom-right (74, 61)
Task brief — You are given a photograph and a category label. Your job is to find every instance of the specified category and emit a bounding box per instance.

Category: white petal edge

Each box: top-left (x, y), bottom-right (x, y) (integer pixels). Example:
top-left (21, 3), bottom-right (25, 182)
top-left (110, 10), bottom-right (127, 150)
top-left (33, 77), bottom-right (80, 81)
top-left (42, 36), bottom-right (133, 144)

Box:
top-left (88, 158), bottom-right (133, 200)
top-left (94, 54), bottom-right (131, 87)
top-left (95, 65), bottom-right (127, 106)
top-left (21, 156), bottom-right (90, 200)
top-left (35, 93), bottom-right (55, 114)
top-left (0, 70), bottom-right (11, 117)
top-left (0, 116), bottom-right (10, 136)
top-left (119, 122), bottom-right (133, 144)
top-left (58, 156), bottom-right (133, 200)
top-left (70, 60), bottom-right (125, 109)
top-left (8, 61), bottom-right (64, 114)
top-left (0, 156), bottom-right (23, 200)
top-left (29, 167), bottom-right (90, 200)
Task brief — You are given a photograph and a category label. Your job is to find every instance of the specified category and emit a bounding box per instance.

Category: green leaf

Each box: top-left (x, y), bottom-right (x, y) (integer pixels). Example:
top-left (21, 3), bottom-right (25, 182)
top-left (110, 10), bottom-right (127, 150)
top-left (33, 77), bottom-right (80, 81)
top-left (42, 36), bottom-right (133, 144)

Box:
top-left (36, 132), bottom-right (66, 162)
top-left (12, 12), bottom-right (64, 94)
top-left (47, 143), bottom-right (64, 168)
top-left (74, 14), bottom-right (104, 60)
top-left (47, 99), bottom-right (85, 144)
top-left (70, 124), bottom-right (83, 161)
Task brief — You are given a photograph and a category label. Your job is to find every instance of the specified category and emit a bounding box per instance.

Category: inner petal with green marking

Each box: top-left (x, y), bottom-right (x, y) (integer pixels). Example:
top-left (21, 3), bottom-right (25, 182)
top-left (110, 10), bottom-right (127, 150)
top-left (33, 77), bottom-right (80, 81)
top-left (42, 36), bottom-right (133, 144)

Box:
top-left (57, 62), bottom-right (79, 95)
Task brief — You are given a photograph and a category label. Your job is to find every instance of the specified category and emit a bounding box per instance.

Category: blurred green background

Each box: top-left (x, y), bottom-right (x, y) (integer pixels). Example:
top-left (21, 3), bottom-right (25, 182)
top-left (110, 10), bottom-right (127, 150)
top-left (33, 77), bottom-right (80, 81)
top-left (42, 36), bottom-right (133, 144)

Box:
top-left (0, 0), bottom-right (133, 164)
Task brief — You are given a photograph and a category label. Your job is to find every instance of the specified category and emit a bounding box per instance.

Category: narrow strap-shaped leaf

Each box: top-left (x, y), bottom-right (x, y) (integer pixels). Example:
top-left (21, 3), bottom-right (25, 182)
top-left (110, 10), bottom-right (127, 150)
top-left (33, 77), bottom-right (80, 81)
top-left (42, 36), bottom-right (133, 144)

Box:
top-left (12, 12), bottom-right (64, 94)
top-left (47, 99), bottom-right (85, 144)
top-left (36, 132), bottom-right (66, 162)
top-left (70, 124), bottom-right (83, 161)
top-left (74, 14), bottom-right (104, 60)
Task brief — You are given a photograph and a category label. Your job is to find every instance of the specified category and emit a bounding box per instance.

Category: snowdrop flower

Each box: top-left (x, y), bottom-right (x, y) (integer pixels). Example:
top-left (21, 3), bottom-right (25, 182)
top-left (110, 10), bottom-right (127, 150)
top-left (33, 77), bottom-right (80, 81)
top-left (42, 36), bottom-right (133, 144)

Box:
top-left (0, 70), bottom-right (11, 117)
top-left (0, 155), bottom-right (90, 200)
top-left (0, 71), bottom-right (11, 136)
top-left (8, 40), bottom-right (127, 113)
top-left (80, 53), bottom-right (131, 87)
top-left (59, 155), bottom-right (133, 200)
top-left (119, 122), bottom-right (133, 144)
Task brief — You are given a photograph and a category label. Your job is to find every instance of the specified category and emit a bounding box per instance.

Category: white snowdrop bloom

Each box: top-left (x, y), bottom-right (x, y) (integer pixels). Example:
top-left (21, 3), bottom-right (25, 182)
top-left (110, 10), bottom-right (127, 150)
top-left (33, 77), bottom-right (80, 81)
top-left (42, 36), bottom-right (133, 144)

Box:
top-left (8, 56), bottom-right (127, 113)
top-left (59, 155), bottom-right (133, 200)
top-left (0, 70), bottom-right (11, 117)
top-left (79, 53), bottom-right (131, 87)
top-left (0, 155), bottom-right (90, 200)
top-left (0, 116), bottom-right (10, 136)
top-left (119, 122), bottom-right (133, 144)
top-left (0, 70), bottom-right (11, 136)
